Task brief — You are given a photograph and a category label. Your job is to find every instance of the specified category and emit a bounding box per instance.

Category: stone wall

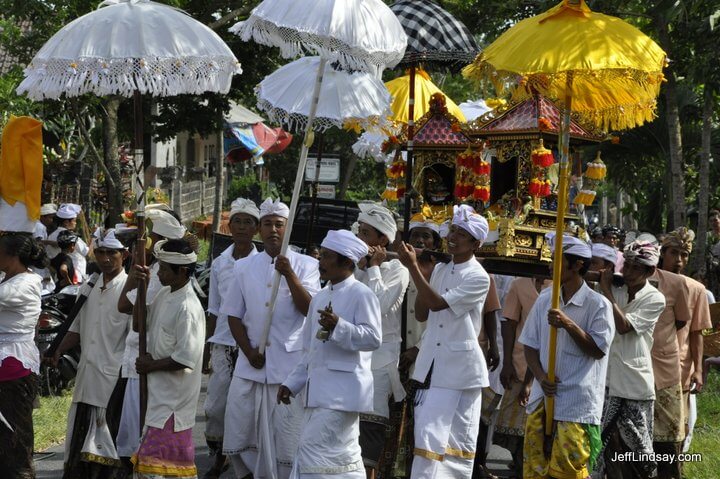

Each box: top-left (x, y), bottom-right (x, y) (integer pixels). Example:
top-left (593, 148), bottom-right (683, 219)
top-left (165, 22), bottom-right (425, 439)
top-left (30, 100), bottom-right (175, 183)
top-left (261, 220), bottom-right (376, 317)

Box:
top-left (175, 178), bottom-right (216, 224)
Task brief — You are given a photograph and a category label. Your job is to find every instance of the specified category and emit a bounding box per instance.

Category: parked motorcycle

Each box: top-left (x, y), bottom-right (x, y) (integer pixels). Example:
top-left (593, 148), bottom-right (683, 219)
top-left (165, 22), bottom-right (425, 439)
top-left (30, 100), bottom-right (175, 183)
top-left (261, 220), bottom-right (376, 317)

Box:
top-left (36, 273), bottom-right (99, 396)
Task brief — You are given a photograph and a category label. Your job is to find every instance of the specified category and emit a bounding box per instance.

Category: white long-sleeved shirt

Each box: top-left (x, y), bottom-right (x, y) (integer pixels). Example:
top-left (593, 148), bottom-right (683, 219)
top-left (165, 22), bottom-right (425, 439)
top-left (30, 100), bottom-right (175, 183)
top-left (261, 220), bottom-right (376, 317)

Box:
top-left (207, 244), bottom-right (257, 346)
top-left (355, 259), bottom-right (408, 369)
top-left (284, 275), bottom-right (381, 413)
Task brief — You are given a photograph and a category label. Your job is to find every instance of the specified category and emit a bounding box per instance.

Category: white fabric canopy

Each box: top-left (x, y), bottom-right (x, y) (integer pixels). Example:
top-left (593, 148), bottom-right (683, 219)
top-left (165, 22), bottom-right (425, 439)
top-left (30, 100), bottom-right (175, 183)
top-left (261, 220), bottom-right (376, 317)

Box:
top-left (256, 57), bottom-right (391, 132)
top-left (231, 0), bottom-right (407, 72)
top-left (226, 101), bottom-right (264, 124)
top-left (458, 99), bottom-right (492, 122)
top-left (17, 0), bottom-right (241, 99)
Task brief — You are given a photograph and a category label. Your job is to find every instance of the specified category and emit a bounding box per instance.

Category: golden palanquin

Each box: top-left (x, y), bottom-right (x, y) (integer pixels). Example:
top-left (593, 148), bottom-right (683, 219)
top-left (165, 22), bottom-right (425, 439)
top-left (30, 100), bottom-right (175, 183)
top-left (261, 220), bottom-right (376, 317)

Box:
top-left (409, 94), bottom-right (601, 277)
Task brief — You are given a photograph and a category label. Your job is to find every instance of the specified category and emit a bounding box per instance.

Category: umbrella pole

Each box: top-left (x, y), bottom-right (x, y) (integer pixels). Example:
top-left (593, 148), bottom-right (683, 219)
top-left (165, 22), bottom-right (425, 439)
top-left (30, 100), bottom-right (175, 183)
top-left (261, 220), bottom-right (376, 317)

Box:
top-left (132, 90), bottom-right (149, 430)
top-left (545, 75), bottom-right (573, 444)
top-left (306, 134), bottom-right (324, 249)
top-left (258, 58), bottom-right (327, 354)
top-left (402, 65), bottom-right (416, 241)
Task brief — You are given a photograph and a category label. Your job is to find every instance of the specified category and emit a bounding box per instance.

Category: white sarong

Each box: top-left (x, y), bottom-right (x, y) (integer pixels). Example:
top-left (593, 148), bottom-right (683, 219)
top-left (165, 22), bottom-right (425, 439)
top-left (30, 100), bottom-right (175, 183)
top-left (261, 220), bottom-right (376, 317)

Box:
top-left (65, 403), bottom-right (121, 466)
top-left (116, 377), bottom-right (140, 457)
top-left (204, 344), bottom-right (236, 445)
top-left (290, 407), bottom-right (365, 479)
top-left (411, 387), bottom-right (482, 479)
top-left (223, 377), bottom-right (303, 479)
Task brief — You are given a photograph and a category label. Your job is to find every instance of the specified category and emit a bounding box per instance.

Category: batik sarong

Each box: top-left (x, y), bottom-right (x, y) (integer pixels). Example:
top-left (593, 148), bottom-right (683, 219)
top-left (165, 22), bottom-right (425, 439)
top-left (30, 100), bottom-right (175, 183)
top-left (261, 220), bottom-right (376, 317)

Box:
top-left (132, 414), bottom-right (196, 479)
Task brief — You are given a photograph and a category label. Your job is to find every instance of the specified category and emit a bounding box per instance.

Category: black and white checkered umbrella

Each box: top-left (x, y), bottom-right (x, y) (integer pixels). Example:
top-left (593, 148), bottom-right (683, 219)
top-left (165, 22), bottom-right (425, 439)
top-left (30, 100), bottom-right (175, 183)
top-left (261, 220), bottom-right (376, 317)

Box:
top-left (391, 0), bottom-right (479, 69)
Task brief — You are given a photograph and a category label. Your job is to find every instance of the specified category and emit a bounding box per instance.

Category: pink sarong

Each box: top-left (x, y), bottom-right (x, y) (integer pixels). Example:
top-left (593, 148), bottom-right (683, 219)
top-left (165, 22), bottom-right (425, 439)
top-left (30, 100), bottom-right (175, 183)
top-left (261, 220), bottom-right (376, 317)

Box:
top-left (132, 414), bottom-right (197, 478)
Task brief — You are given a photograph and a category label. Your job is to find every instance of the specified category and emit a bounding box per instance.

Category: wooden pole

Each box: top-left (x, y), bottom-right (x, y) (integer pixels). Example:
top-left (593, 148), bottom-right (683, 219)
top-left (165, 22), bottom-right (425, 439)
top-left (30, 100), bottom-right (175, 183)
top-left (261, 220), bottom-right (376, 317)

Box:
top-left (306, 134), bottom-right (324, 249)
top-left (132, 90), bottom-right (148, 430)
top-left (402, 66), bottom-right (416, 242)
top-left (258, 58), bottom-right (327, 354)
top-left (545, 74), bottom-right (573, 438)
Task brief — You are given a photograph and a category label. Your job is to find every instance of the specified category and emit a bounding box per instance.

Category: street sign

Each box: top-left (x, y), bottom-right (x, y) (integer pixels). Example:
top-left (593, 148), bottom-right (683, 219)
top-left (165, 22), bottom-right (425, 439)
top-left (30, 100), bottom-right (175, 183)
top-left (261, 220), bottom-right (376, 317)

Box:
top-left (305, 157), bottom-right (341, 183)
top-left (316, 184), bottom-right (336, 199)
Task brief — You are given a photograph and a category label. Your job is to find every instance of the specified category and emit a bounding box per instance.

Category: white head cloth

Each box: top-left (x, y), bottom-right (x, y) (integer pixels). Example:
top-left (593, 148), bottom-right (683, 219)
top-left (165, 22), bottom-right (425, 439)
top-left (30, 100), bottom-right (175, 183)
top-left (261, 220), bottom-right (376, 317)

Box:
top-left (358, 203), bottom-right (397, 241)
top-left (321, 229), bottom-right (369, 263)
top-left (40, 203), bottom-right (58, 216)
top-left (409, 220), bottom-right (440, 234)
top-left (624, 240), bottom-right (660, 267)
top-left (146, 209), bottom-right (186, 240)
top-left (94, 228), bottom-right (125, 249)
top-left (452, 204), bottom-right (488, 242)
top-left (154, 239), bottom-right (197, 265)
top-left (591, 243), bottom-right (617, 265)
top-left (146, 203), bottom-right (172, 212)
top-left (546, 232), bottom-right (592, 259)
top-left (439, 220), bottom-right (451, 239)
top-left (636, 232), bottom-right (658, 246)
top-left (259, 197), bottom-right (290, 219)
top-left (230, 197), bottom-right (260, 220)
top-left (56, 203), bottom-right (81, 219)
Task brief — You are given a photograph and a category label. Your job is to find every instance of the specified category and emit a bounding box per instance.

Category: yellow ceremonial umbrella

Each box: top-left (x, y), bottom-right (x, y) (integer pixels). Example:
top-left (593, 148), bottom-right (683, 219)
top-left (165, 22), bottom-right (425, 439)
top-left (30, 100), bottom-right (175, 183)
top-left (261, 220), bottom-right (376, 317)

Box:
top-left (385, 69), bottom-right (466, 124)
top-left (464, 0), bottom-right (666, 440)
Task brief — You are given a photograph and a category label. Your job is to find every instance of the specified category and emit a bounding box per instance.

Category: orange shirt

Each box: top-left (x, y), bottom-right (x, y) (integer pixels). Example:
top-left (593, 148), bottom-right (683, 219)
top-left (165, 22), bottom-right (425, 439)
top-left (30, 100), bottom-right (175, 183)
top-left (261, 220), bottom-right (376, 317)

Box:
top-left (677, 276), bottom-right (712, 390)
top-left (501, 277), bottom-right (551, 379)
top-left (651, 269), bottom-right (691, 390)
top-left (478, 275), bottom-right (502, 350)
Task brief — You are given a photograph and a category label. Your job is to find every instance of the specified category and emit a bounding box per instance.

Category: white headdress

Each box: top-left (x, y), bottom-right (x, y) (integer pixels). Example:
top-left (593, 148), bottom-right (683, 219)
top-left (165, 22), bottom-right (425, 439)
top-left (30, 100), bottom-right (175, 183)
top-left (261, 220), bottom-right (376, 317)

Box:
top-left (591, 243), bottom-right (617, 265)
top-left (259, 197), bottom-right (290, 219)
top-left (230, 198), bottom-right (260, 220)
top-left (321, 229), bottom-right (369, 263)
top-left (452, 204), bottom-right (488, 243)
top-left (146, 209), bottom-right (186, 240)
top-left (357, 203), bottom-right (398, 241)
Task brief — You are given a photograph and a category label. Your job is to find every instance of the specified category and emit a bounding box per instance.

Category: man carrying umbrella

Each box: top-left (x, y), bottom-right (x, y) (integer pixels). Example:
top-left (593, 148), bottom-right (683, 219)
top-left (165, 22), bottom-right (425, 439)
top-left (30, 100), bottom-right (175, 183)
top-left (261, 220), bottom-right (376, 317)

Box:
top-left (518, 235), bottom-right (614, 479)
top-left (222, 198), bottom-right (320, 479)
top-left (397, 204), bottom-right (491, 479)
top-left (354, 203), bottom-right (409, 478)
top-left (132, 238), bottom-right (206, 479)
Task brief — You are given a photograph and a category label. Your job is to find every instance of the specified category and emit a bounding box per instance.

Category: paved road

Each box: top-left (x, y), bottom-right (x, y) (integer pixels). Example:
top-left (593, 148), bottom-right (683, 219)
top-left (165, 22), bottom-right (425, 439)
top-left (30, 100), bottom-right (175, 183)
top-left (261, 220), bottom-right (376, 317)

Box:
top-left (33, 379), bottom-right (512, 478)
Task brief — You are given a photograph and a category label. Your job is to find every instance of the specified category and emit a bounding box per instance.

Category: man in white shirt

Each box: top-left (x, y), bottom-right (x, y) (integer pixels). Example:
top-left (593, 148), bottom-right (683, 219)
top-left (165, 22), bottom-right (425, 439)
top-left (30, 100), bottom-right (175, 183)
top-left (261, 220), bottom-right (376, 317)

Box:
top-left (354, 203), bottom-right (409, 477)
top-left (519, 234), bottom-right (615, 479)
top-left (131, 238), bottom-right (206, 479)
top-left (222, 198), bottom-right (321, 479)
top-left (51, 229), bottom-right (132, 478)
top-left (33, 203), bottom-right (57, 241)
top-left (592, 241), bottom-right (665, 479)
top-left (46, 203), bottom-right (90, 280)
top-left (203, 198), bottom-right (259, 478)
top-left (116, 206), bottom-right (187, 464)
top-left (278, 229), bottom-right (382, 479)
top-left (397, 204), bottom-right (491, 479)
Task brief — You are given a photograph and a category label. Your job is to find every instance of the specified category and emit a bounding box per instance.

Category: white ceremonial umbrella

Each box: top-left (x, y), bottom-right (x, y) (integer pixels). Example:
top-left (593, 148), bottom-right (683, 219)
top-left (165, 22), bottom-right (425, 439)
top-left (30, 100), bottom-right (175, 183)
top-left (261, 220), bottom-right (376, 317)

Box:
top-left (17, 0), bottom-right (240, 429)
top-left (231, 0), bottom-right (405, 352)
top-left (254, 55), bottom-right (391, 353)
top-left (459, 99), bottom-right (493, 122)
top-left (231, 0), bottom-right (407, 72)
top-left (257, 56), bottom-right (391, 132)
top-left (352, 131), bottom-right (393, 164)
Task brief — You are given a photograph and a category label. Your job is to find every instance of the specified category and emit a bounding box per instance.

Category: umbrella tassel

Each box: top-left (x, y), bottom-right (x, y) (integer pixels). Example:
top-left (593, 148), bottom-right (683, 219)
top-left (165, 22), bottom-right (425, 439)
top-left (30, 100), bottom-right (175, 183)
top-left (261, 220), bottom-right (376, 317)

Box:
top-left (258, 58), bottom-right (327, 354)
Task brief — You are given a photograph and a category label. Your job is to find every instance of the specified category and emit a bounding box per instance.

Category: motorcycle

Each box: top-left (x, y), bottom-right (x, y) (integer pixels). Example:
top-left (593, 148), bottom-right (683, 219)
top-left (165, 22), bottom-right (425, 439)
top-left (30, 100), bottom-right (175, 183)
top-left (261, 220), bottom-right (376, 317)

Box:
top-left (36, 284), bottom-right (82, 396)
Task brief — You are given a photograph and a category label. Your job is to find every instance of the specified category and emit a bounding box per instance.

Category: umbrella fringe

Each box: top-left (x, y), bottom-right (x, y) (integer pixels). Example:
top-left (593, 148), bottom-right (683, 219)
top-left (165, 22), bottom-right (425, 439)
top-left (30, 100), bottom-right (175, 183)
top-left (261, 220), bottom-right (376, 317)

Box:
top-left (462, 60), bottom-right (663, 131)
top-left (16, 56), bottom-right (241, 100)
top-left (232, 16), bottom-right (405, 72)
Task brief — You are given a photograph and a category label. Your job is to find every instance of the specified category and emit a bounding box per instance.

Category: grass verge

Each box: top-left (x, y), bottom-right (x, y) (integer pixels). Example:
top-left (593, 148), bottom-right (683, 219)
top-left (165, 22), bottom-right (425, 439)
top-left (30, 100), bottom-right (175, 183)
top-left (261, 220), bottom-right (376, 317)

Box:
top-left (33, 389), bottom-right (73, 451)
top-left (684, 369), bottom-right (720, 478)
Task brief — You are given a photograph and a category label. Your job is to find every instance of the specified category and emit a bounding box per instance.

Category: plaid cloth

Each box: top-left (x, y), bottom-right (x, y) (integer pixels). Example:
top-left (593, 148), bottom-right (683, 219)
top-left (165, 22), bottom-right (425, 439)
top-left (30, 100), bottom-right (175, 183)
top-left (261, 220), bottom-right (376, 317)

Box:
top-left (391, 0), bottom-right (479, 69)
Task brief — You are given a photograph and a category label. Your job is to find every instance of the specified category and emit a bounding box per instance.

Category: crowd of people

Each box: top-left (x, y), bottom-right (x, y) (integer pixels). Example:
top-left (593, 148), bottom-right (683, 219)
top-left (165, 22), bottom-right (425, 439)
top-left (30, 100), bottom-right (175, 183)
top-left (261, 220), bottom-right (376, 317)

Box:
top-left (0, 196), bottom-right (715, 479)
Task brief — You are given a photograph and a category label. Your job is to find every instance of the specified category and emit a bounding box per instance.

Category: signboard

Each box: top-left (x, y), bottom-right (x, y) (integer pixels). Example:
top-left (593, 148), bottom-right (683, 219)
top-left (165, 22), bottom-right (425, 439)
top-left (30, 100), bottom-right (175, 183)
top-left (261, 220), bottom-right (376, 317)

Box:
top-left (305, 157), bottom-right (341, 183)
top-left (316, 184), bottom-right (336, 199)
